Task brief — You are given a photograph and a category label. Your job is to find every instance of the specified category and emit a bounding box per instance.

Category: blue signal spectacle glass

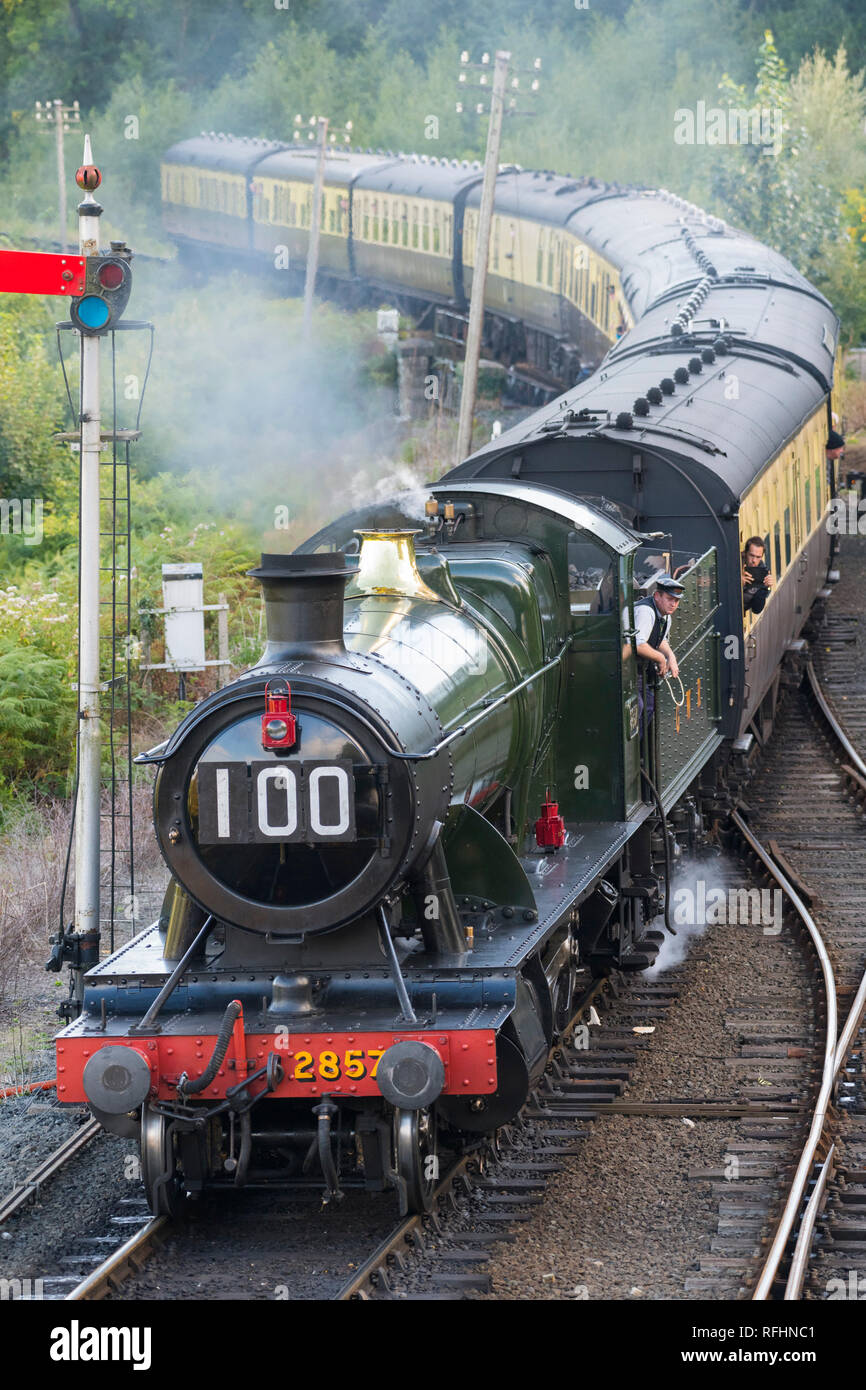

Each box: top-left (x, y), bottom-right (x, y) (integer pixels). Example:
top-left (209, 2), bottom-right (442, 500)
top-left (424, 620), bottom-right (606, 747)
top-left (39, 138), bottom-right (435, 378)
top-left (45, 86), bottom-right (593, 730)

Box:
top-left (76, 295), bottom-right (110, 329)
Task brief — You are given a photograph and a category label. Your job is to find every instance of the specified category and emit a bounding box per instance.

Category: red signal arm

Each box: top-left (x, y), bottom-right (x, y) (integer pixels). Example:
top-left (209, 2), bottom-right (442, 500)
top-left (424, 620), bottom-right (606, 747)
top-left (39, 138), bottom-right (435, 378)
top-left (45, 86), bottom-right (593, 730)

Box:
top-left (0, 249), bottom-right (86, 298)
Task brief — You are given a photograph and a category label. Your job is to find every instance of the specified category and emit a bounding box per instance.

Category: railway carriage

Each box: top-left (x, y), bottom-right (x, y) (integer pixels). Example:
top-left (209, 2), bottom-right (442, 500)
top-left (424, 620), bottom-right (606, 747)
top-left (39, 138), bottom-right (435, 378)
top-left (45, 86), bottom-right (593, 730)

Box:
top-left (352, 157), bottom-right (480, 302)
top-left (249, 147), bottom-right (395, 282)
top-left (162, 135), bottom-right (285, 254)
top-left (461, 169), bottom-right (633, 379)
top-left (444, 186), bottom-right (838, 744)
top-left (56, 139), bottom-right (841, 1216)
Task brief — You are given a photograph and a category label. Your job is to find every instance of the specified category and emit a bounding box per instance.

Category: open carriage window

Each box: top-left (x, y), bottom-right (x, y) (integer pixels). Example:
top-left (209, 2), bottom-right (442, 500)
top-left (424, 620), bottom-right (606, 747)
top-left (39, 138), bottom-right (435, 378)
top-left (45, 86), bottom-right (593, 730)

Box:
top-left (567, 533), bottom-right (615, 615)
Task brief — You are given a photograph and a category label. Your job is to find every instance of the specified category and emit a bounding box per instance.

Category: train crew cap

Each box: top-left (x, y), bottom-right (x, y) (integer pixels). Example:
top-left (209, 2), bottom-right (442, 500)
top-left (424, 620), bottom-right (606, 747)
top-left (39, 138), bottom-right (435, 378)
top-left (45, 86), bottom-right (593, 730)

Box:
top-left (655, 574), bottom-right (686, 594)
top-left (827, 430), bottom-right (845, 450)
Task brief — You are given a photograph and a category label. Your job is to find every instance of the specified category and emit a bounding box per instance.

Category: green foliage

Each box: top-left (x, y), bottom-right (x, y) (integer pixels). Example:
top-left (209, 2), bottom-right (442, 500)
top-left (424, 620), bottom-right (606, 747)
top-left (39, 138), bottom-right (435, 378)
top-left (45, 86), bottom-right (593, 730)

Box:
top-left (0, 636), bottom-right (75, 785)
top-left (710, 31), bottom-right (866, 326)
top-left (0, 297), bottom-right (67, 497)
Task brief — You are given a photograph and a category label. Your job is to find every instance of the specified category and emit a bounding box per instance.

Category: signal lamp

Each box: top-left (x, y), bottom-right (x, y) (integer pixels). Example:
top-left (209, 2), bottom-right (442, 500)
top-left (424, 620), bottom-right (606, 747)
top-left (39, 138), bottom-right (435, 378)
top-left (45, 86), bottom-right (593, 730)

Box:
top-left (70, 251), bottom-right (132, 336)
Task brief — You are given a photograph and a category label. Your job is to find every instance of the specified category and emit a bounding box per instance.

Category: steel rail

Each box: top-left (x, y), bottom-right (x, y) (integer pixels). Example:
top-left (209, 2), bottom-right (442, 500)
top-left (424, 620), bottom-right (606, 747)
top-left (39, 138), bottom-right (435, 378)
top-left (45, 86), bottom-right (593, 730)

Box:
top-left (333, 1156), bottom-right (472, 1300)
top-left (783, 1146), bottom-right (834, 1301)
top-left (0, 1117), bottom-right (101, 1226)
top-left (742, 655), bottom-right (866, 1299)
top-left (731, 810), bottom-right (838, 1302)
top-left (65, 1215), bottom-right (169, 1300)
top-left (333, 975), bottom-right (608, 1300)
top-left (805, 658), bottom-right (866, 780)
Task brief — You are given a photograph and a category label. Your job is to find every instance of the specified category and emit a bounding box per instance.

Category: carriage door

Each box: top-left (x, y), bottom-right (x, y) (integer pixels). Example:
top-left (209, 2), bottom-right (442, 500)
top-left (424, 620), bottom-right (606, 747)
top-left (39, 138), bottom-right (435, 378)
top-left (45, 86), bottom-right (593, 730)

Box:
top-left (505, 218), bottom-right (518, 312)
top-left (554, 232), bottom-right (567, 334)
top-left (793, 453), bottom-right (808, 615)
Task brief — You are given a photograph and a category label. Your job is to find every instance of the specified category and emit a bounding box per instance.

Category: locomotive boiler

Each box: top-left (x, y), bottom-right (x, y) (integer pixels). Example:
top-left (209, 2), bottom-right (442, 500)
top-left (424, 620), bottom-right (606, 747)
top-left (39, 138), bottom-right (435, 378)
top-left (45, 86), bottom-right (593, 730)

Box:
top-left (56, 485), bottom-right (719, 1213)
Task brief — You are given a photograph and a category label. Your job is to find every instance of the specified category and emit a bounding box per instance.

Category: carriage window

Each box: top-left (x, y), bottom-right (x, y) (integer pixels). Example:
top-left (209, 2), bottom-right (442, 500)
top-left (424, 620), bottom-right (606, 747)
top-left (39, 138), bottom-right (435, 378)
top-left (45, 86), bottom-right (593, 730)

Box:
top-left (784, 507), bottom-right (791, 567)
top-left (401, 204), bottom-right (408, 246)
top-left (567, 534), bottom-right (615, 616)
top-left (383, 200), bottom-right (389, 241)
top-left (422, 206), bottom-right (429, 251)
top-left (547, 240), bottom-right (554, 287)
top-left (433, 207), bottom-right (440, 254)
top-left (773, 521), bottom-right (781, 577)
top-left (412, 206), bottom-right (419, 249)
top-left (537, 231), bottom-right (544, 283)
top-left (804, 479), bottom-right (811, 533)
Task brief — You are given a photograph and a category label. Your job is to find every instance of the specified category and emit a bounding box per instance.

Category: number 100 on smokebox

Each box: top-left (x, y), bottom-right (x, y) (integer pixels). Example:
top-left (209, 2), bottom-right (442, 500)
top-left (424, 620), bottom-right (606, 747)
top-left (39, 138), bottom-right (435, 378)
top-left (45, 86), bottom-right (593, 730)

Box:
top-left (196, 759), bottom-right (356, 844)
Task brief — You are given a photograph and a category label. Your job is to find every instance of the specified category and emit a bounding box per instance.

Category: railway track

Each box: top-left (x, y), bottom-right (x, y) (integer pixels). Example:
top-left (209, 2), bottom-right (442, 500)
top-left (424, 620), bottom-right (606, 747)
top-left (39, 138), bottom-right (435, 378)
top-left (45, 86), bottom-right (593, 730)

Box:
top-left (735, 536), bottom-right (866, 1299)
top-left (0, 1116), bottom-right (101, 1228)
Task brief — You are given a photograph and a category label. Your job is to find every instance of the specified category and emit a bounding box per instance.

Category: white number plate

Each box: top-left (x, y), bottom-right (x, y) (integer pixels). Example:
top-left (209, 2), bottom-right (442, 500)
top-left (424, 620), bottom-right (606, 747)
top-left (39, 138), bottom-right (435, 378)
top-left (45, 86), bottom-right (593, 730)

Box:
top-left (196, 760), bottom-right (356, 844)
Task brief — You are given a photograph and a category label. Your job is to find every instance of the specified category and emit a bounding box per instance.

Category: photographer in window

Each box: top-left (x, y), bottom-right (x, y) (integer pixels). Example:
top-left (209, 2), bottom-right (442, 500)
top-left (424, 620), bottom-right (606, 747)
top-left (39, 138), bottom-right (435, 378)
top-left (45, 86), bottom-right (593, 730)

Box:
top-left (742, 536), bottom-right (774, 615)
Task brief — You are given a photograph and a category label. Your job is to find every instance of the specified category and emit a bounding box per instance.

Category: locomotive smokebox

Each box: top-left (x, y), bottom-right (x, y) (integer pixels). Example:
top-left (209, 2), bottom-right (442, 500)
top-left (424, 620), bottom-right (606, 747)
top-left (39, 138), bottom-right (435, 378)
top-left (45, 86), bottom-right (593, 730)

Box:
top-left (247, 552), bottom-right (350, 663)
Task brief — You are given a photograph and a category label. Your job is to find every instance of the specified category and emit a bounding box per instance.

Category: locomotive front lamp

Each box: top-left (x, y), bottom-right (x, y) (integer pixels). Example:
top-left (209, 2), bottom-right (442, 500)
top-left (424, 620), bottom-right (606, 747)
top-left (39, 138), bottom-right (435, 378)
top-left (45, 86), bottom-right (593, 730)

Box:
top-left (262, 679), bottom-right (297, 751)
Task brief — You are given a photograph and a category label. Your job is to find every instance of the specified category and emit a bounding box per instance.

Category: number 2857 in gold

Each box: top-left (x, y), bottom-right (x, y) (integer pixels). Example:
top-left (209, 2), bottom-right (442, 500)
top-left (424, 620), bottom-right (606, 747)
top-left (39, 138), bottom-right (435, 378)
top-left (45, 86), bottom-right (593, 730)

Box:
top-left (289, 1048), bottom-right (385, 1082)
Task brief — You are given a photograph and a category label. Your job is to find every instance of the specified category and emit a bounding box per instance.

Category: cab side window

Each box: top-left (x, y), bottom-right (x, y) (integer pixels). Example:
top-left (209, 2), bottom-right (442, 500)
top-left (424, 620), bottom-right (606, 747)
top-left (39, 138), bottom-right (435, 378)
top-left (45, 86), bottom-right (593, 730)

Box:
top-left (567, 534), bottom-right (615, 616)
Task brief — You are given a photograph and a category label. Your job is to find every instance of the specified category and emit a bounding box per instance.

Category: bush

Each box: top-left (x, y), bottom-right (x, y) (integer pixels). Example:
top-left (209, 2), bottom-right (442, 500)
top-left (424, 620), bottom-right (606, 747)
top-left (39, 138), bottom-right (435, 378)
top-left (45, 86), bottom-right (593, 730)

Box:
top-left (0, 638), bottom-right (75, 787)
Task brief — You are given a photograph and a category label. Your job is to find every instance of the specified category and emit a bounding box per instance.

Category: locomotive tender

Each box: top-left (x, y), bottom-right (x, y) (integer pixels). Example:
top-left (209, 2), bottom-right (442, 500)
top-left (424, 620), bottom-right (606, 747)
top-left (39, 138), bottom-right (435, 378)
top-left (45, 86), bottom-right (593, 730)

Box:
top-left (54, 140), bottom-right (840, 1214)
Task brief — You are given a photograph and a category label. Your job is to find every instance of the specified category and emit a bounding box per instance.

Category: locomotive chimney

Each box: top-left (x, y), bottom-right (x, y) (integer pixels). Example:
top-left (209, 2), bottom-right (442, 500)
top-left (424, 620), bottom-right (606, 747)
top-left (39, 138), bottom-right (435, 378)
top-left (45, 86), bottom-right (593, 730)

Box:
top-left (247, 552), bottom-right (349, 663)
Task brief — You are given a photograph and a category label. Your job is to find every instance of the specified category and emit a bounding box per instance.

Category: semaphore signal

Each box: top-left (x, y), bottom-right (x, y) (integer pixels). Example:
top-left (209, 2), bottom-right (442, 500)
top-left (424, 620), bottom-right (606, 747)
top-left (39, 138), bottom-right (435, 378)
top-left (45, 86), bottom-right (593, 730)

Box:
top-left (0, 135), bottom-right (139, 1012)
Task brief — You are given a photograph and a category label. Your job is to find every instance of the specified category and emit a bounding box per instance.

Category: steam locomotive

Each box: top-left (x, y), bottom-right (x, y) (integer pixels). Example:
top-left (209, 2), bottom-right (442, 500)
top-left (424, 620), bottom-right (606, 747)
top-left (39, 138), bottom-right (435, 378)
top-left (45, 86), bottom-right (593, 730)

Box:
top-left (54, 149), bottom-right (840, 1215)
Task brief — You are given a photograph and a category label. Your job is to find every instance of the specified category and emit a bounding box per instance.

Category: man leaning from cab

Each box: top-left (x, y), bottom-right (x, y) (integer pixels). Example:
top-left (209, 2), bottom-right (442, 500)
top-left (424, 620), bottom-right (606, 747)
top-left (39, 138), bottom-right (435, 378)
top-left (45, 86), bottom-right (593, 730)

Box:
top-left (634, 574), bottom-right (683, 680)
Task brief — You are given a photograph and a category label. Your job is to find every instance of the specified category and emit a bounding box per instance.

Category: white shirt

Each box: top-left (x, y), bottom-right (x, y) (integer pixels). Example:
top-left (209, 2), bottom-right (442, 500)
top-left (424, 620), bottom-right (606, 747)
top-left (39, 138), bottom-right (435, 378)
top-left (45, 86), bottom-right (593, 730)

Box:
top-left (626, 598), bottom-right (671, 647)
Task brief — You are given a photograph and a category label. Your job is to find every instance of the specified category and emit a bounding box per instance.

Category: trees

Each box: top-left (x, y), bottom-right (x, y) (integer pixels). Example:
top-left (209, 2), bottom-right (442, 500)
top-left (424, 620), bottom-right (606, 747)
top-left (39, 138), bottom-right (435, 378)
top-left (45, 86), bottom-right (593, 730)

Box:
top-left (709, 31), bottom-right (866, 337)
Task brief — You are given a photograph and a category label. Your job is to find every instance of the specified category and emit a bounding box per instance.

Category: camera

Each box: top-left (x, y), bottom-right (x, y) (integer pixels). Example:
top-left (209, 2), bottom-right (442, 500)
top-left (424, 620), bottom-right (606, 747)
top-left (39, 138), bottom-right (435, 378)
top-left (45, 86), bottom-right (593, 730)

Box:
top-left (744, 562), bottom-right (769, 584)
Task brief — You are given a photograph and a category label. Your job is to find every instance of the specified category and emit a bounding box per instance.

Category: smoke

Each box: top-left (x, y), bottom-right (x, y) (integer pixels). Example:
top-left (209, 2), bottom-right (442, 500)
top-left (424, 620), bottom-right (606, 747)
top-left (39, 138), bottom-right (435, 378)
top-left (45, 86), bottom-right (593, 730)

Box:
top-left (646, 850), bottom-right (733, 976)
top-left (127, 262), bottom-right (403, 546)
top-left (348, 463), bottom-right (431, 520)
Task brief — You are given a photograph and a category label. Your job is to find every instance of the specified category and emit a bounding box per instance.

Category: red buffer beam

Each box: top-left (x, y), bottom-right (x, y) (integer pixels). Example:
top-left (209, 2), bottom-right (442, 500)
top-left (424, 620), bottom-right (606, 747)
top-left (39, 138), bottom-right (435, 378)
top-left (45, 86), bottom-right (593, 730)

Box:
top-left (0, 248), bottom-right (85, 297)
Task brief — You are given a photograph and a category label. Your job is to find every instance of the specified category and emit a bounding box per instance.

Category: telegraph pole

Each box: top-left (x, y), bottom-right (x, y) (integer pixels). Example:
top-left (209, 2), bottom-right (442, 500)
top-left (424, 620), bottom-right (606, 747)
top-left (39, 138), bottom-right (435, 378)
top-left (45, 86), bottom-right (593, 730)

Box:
top-left (35, 99), bottom-right (80, 251)
top-left (455, 50), bottom-right (510, 466)
top-left (303, 116), bottom-right (329, 337)
top-left (73, 135), bottom-right (103, 972)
